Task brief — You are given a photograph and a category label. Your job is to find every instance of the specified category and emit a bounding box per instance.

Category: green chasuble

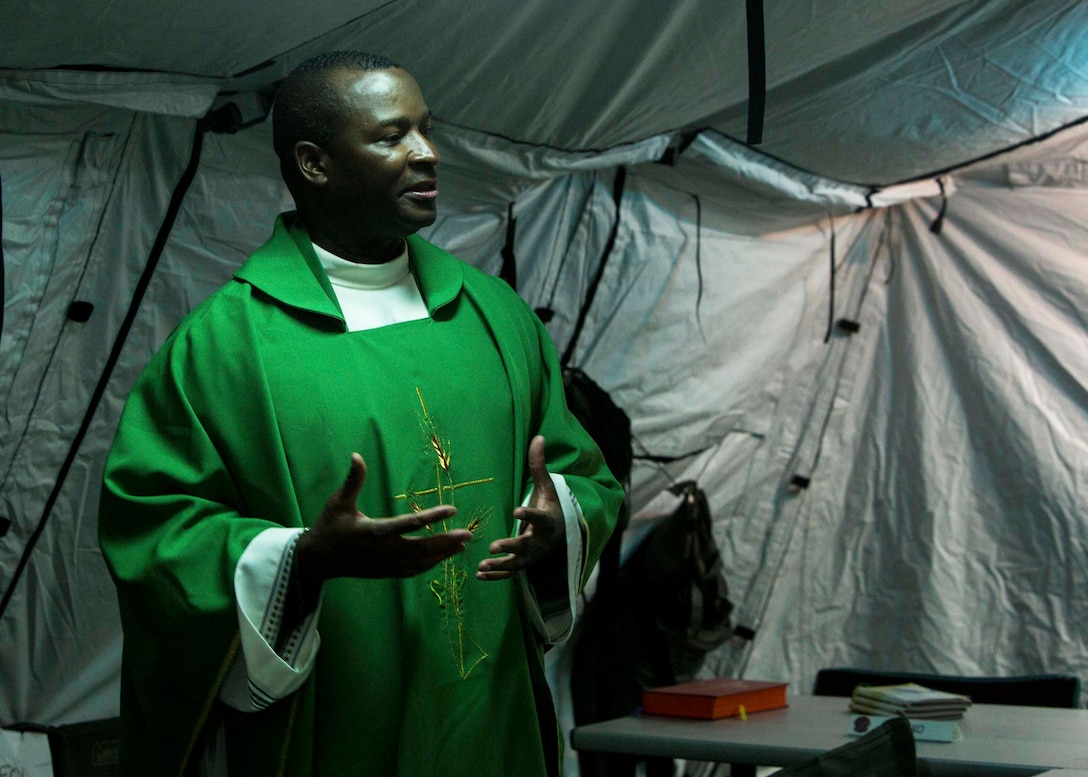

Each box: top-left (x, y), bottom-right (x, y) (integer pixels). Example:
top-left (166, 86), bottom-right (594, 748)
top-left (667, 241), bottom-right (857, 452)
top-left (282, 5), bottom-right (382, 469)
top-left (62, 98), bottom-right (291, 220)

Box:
top-left (98, 213), bottom-right (623, 777)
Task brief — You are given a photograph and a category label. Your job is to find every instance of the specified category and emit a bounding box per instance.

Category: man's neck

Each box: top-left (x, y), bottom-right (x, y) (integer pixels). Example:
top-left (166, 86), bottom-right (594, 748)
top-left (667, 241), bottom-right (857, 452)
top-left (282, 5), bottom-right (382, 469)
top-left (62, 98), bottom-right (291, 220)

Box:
top-left (307, 225), bottom-right (404, 265)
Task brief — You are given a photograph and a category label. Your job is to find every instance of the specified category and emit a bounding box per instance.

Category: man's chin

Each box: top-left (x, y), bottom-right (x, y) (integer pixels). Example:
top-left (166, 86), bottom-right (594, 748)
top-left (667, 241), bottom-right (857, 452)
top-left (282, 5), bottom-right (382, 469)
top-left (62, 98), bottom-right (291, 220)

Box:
top-left (402, 208), bottom-right (438, 233)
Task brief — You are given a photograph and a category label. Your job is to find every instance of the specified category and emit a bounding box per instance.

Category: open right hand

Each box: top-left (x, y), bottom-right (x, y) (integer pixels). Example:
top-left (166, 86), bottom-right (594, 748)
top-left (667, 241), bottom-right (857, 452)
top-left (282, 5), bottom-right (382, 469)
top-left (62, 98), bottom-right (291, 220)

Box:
top-left (296, 452), bottom-right (471, 585)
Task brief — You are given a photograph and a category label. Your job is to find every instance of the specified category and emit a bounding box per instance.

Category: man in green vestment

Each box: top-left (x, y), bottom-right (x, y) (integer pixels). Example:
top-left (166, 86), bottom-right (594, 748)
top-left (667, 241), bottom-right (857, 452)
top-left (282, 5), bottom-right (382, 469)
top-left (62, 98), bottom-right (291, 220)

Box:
top-left (98, 52), bottom-right (622, 777)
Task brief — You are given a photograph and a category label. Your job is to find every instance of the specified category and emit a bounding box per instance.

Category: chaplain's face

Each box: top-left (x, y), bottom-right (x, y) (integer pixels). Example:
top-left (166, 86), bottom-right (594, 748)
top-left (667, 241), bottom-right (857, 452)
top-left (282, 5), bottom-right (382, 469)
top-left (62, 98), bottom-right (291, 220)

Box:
top-left (318, 67), bottom-right (440, 244)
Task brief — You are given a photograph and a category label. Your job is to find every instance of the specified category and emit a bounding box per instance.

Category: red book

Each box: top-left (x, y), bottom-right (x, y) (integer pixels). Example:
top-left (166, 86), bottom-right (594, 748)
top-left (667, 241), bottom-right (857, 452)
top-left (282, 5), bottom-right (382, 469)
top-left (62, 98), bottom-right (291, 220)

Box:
top-left (642, 678), bottom-right (789, 720)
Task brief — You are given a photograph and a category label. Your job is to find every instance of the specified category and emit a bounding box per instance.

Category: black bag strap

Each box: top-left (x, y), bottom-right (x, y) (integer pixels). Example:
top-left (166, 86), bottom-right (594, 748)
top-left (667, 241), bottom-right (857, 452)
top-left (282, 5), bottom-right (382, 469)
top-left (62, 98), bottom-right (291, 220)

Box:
top-left (561, 367), bottom-right (632, 599)
top-left (500, 201), bottom-right (518, 290)
top-left (561, 166), bottom-right (627, 367)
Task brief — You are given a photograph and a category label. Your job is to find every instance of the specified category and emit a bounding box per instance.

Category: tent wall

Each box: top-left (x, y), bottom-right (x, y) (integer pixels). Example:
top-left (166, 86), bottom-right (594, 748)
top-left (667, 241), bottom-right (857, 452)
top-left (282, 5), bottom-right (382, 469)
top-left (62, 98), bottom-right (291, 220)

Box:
top-left (0, 96), bottom-right (204, 723)
top-left (3, 87), bottom-right (1088, 756)
top-left (733, 139), bottom-right (1088, 687)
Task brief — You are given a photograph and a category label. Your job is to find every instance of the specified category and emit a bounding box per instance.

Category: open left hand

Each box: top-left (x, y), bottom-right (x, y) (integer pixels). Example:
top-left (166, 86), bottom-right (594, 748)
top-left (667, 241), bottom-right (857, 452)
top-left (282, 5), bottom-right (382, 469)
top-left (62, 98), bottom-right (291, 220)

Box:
top-left (477, 435), bottom-right (565, 580)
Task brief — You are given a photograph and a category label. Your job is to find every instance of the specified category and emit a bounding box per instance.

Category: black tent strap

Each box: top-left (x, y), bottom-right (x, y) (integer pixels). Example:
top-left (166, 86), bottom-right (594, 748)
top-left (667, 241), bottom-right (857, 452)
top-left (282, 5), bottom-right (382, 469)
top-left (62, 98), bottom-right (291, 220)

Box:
top-left (500, 201), bottom-right (518, 290)
top-left (745, 0), bottom-right (766, 145)
top-left (0, 124), bottom-right (206, 622)
top-left (823, 213), bottom-right (836, 344)
top-left (538, 217), bottom-right (573, 321)
top-left (560, 166), bottom-right (627, 367)
top-left (733, 625), bottom-right (757, 641)
top-left (930, 177), bottom-right (948, 234)
top-left (0, 167), bottom-right (5, 367)
top-left (633, 445), bottom-right (713, 464)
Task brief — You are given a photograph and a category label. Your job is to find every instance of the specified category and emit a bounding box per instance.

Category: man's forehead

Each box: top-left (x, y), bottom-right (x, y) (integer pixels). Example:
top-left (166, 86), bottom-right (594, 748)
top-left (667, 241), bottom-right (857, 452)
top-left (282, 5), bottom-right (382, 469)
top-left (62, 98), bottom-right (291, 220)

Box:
top-left (333, 67), bottom-right (426, 111)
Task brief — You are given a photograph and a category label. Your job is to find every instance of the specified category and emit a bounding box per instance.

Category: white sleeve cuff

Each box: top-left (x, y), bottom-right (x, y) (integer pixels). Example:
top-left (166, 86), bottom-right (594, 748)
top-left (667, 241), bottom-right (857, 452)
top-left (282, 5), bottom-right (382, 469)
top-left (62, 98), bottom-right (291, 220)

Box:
top-left (220, 527), bottom-right (322, 711)
top-left (516, 473), bottom-right (584, 645)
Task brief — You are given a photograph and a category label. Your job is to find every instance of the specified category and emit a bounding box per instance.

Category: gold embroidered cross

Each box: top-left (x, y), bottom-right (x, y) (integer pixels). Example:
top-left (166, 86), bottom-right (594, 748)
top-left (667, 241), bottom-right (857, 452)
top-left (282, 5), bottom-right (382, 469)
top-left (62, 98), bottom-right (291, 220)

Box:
top-left (394, 387), bottom-right (494, 678)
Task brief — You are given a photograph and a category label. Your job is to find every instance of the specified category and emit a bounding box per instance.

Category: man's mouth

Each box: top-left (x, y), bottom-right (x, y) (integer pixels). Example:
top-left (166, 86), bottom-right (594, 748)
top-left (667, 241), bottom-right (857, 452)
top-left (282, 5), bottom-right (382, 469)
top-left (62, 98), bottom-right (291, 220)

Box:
top-left (404, 181), bottom-right (438, 200)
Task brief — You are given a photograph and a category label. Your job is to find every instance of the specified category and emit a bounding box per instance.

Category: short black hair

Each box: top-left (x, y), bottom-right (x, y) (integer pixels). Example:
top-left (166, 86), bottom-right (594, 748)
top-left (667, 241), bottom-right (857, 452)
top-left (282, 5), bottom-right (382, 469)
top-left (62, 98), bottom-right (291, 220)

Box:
top-left (272, 51), bottom-right (400, 167)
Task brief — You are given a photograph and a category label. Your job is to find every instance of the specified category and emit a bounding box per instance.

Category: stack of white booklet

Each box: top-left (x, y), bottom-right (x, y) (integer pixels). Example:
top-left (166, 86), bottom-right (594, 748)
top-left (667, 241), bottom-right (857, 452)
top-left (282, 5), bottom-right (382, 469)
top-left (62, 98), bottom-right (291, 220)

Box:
top-left (847, 683), bottom-right (972, 742)
top-left (849, 682), bottom-right (972, 720)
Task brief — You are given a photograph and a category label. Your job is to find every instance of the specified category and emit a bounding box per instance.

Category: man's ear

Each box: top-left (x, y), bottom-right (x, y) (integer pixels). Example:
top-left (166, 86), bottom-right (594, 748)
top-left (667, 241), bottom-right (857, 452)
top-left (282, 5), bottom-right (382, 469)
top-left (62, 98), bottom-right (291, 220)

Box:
top-left (295, 141), bottom-right (328, 185)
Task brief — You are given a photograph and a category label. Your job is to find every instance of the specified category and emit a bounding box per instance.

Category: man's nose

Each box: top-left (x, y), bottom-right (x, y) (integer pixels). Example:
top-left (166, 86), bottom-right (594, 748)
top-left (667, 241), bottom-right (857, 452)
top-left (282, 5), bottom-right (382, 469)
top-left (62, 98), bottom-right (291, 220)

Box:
top-left (409, 131), bottom-right (439, 165)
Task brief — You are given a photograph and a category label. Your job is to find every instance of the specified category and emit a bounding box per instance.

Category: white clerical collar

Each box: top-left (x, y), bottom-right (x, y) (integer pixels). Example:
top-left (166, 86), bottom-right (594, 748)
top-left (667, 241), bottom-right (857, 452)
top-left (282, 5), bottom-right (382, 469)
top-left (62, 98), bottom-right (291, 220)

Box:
top-left (312, 240), bottom-right (411, 291)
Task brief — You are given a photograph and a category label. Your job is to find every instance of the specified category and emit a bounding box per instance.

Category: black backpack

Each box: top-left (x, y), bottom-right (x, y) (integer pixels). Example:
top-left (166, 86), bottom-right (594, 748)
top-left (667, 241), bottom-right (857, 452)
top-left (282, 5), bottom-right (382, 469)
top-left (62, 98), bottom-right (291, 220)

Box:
top-left (570, 478), bottom-right (733, 777)
top-left (562, 366), bottom-right (632, 485)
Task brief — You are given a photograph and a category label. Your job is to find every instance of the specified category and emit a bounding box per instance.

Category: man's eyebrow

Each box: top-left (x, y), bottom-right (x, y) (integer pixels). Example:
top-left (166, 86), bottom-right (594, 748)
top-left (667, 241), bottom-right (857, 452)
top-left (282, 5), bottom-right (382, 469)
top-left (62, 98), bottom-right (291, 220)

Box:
top-left (377, 110), bottom-right (432, 128)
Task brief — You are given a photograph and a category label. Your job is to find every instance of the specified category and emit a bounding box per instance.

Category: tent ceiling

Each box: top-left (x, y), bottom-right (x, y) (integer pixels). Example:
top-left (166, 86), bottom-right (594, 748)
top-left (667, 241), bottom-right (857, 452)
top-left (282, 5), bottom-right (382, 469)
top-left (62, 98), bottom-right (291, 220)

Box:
top-left (5, 0), bottom-right (1088, 186)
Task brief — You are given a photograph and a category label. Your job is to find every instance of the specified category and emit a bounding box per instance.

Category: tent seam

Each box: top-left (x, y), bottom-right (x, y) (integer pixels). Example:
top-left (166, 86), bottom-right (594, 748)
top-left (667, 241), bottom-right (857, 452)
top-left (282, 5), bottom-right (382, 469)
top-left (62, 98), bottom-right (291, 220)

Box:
top-left (0, 120), bottom-right (206, 623)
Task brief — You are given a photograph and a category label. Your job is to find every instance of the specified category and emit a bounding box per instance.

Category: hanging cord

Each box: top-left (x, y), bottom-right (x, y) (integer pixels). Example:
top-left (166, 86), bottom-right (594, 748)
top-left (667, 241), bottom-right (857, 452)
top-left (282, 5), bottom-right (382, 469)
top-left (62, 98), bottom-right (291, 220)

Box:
top-left (693, 193), bottom-right (707, 343)
top-left (0, 169), bottom-right (5, 541)
top-left (823, 212), bottom-right (837, 344)
top-left (0, 166), bottom-right (5, 355)
top-left (560, 166), bottom-right (627, 367)
top-left (930, 177), bottom-right (948, 234)
top-left (626, 426), bottom-right (718, 498)
top-left (0, 122), bottom-right (206, 622)
top-left (535, 222), bottom-right (568, 323)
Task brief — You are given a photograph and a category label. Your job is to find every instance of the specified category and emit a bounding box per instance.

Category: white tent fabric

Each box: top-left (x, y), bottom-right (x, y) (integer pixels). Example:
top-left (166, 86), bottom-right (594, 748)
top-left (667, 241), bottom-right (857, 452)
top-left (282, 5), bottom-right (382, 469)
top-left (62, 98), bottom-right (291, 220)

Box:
top-left (721, 129), bottom-right (1088, 679)
top-left (3, 2), bottom-right (1088, 773)
top-left (7, 1), bottom-right (1088, 182)
top-left (0, 70), bottom-right (219, 118)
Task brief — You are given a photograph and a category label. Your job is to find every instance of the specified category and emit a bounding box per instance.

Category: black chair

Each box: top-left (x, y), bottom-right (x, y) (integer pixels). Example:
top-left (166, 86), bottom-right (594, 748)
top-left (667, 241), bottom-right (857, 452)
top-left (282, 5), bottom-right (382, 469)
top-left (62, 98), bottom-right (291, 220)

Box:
top-left (813, 667), bottom-right (1081, 709)
top-left (772, 716), bottom-right (917, 777)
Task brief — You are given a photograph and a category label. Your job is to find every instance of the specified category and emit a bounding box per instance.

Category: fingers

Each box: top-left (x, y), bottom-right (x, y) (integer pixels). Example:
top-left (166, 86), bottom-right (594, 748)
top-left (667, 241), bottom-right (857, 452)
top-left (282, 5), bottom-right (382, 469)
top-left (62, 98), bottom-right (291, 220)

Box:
top-left (526, 435), bottom-right (559, 510)
top-left (334, 452), bottom-right (367, 509)
top-left (488, 534), bottom-right (524, 556)
top-left (476, 552), bottom-right (519, 580)
top-left (476, 533), bottom-right (534, 580)
top-left (397, 533), bottom-right (473, 576)
top-left (513, 504), bottom-right (554, 530)
top-left (319, 438), bottom-right (563, 582)
top-left (527, 434), bottom-right (550, 491)
top-left (475, 436), bottom-right (564, 582)
top-left (373, 504), bottom-right (463, 537)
